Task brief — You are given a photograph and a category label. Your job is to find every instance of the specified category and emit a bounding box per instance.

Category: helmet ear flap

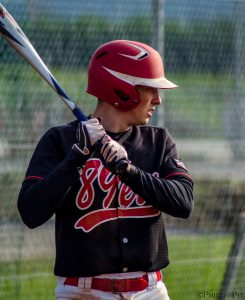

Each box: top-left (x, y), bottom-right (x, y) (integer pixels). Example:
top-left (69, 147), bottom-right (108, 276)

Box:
top-left (113, 89), bottom-right (130, 102)
top-left (111, 82), bottom-right (141, 111)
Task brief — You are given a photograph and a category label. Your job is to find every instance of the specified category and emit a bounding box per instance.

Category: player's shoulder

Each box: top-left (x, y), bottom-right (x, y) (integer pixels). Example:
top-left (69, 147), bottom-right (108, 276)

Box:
top-left (38, 120), bottom-right (78, 147)
top-left (52, 119), bottom-right (78, 130)
top-left (45, 120), bottom-right (78, 135)
top-left (131, 125), bottom-right (175, 150)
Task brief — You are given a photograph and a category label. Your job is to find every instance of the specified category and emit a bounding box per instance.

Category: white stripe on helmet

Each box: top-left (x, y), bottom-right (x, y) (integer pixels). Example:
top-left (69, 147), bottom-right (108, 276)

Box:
top-left (118, 42), bottom-right (149, 60)
top-left (102, 67), bottom-right (178, 89)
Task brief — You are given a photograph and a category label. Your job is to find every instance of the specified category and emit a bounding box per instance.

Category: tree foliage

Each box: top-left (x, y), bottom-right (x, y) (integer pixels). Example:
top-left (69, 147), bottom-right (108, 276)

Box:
top-left (0, 15), bottom-right (235, 74)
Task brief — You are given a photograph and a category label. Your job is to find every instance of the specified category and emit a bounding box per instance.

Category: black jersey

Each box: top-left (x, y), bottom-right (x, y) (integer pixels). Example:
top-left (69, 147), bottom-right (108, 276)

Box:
top-left (18, 120), bottom-right (193, 277)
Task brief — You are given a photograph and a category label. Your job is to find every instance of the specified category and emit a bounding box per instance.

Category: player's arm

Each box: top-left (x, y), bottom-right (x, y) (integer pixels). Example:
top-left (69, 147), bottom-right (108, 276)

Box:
top-left (18, 119), bottom-right (105, 228)
top-left (119, 158), bottom-right (193, 218)
top-left (98, 135), bottom-right (193, 218)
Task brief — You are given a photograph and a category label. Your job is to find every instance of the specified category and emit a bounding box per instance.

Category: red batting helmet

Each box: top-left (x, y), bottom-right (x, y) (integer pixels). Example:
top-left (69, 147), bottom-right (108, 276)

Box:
top-left (86, 40), bottom-right (177, 111)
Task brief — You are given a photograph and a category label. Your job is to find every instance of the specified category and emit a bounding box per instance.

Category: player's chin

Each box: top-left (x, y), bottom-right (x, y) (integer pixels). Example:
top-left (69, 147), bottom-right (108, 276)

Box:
top-left (138, 117), bottom-right (150, 125)
top-left (131, 114), bottom-right (151, 125)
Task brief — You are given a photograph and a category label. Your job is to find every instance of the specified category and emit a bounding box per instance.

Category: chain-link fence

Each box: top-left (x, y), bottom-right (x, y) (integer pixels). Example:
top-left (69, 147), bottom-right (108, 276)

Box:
top-left (0, 0), bottom-right (244, 299)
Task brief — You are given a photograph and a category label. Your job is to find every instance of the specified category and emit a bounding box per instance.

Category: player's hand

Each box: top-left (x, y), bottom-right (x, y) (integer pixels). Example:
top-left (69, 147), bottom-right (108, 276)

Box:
top-left (98, 135), bottom-right (130, 173)
top-left (72, 118), bottom-right (106, 156)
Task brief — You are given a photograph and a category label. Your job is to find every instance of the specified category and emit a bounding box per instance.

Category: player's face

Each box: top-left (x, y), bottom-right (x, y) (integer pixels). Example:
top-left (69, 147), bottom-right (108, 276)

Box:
top-left (129, 85), bottom-right (162, 125)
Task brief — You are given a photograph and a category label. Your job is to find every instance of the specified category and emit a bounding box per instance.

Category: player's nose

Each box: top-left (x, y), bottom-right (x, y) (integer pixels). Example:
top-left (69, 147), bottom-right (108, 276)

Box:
top-left (151, 91), bottom-right (162, 106)
top-left (157, 96), bottom-right (162, 105)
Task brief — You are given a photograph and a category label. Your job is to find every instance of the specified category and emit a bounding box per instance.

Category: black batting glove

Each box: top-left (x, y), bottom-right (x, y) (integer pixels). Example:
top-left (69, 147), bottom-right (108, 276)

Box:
top-left (72, 118), bottom-right (106, 157)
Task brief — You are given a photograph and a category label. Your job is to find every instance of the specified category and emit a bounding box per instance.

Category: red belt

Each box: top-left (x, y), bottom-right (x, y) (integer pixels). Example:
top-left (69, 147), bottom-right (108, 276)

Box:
top-left (64, 271), bottom-right (162, 293)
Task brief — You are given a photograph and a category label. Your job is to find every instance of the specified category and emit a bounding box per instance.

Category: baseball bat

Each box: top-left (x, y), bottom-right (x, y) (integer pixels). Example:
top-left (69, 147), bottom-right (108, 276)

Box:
top-left (0, 3), bottom-right (87, 122)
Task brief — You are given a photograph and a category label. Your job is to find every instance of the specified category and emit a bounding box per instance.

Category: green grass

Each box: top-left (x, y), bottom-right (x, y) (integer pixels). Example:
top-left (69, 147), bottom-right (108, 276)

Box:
top-left (0, 64), bottom-right (96, 113)
top-left (163, 73), bottom-right (238, 138)
top-left (0, 65), bottom-right (240, 134)
top-left (0, 234), bottom-right (234, 300)
top-left (0, 259), bottom-right (55, 300)
top-left (2, 65), bottom-right (245, 139)
top-left (164, 234), bottom-right (234, 300)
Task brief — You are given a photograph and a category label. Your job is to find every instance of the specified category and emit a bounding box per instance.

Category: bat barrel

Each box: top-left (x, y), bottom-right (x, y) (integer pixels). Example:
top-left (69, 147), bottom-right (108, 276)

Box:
top-left (0, 3), bottom-right (88, 123)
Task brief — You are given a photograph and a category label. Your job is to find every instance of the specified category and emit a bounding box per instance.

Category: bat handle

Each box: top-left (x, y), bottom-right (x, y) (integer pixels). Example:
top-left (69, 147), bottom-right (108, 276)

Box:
top-left (73, 106), bottom-right (88, 122)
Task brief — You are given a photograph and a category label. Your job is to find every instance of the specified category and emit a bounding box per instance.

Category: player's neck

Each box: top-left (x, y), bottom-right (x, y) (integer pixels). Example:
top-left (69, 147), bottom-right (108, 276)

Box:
top-left (91, 101), bottom-right (130, 133)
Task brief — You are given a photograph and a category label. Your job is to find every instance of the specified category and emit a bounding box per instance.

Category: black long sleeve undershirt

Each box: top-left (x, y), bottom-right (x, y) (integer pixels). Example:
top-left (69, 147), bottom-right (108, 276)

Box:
top-left (18, 149), bottom-right (85, 228)
top-left (120, 165), bottom-right (193, 218)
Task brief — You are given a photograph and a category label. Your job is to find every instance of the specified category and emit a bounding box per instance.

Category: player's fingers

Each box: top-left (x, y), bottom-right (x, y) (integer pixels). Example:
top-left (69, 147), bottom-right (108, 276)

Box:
top-left (102, 143), bottom-right (111, 158)
top-left (101, 135), bottom-right (111, 144)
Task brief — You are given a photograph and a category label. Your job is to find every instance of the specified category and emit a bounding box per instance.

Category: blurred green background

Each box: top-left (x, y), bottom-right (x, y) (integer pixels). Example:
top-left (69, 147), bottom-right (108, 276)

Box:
top-left (0, 0), bottom-right (244, 299)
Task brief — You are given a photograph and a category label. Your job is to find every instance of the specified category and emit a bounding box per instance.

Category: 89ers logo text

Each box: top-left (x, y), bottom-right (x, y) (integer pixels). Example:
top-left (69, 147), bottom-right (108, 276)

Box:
top-left (74, 158), bottom-right (160, 232)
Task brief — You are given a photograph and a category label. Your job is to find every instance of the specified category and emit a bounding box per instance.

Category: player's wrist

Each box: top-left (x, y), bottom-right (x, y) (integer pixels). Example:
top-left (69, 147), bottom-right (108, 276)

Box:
top-left (72, 143), bottom-right (91, 156)
top-left (114, 160), bottom-right (137, 180)
top-left (59, 147), bottom-right (90, 173)
top-left (71, 144), bottom-right (92, 162)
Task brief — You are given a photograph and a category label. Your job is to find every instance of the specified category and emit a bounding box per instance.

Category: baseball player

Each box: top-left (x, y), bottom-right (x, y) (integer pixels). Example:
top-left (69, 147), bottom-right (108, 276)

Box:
top-left (18, 40), bottom-right (194, 300)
